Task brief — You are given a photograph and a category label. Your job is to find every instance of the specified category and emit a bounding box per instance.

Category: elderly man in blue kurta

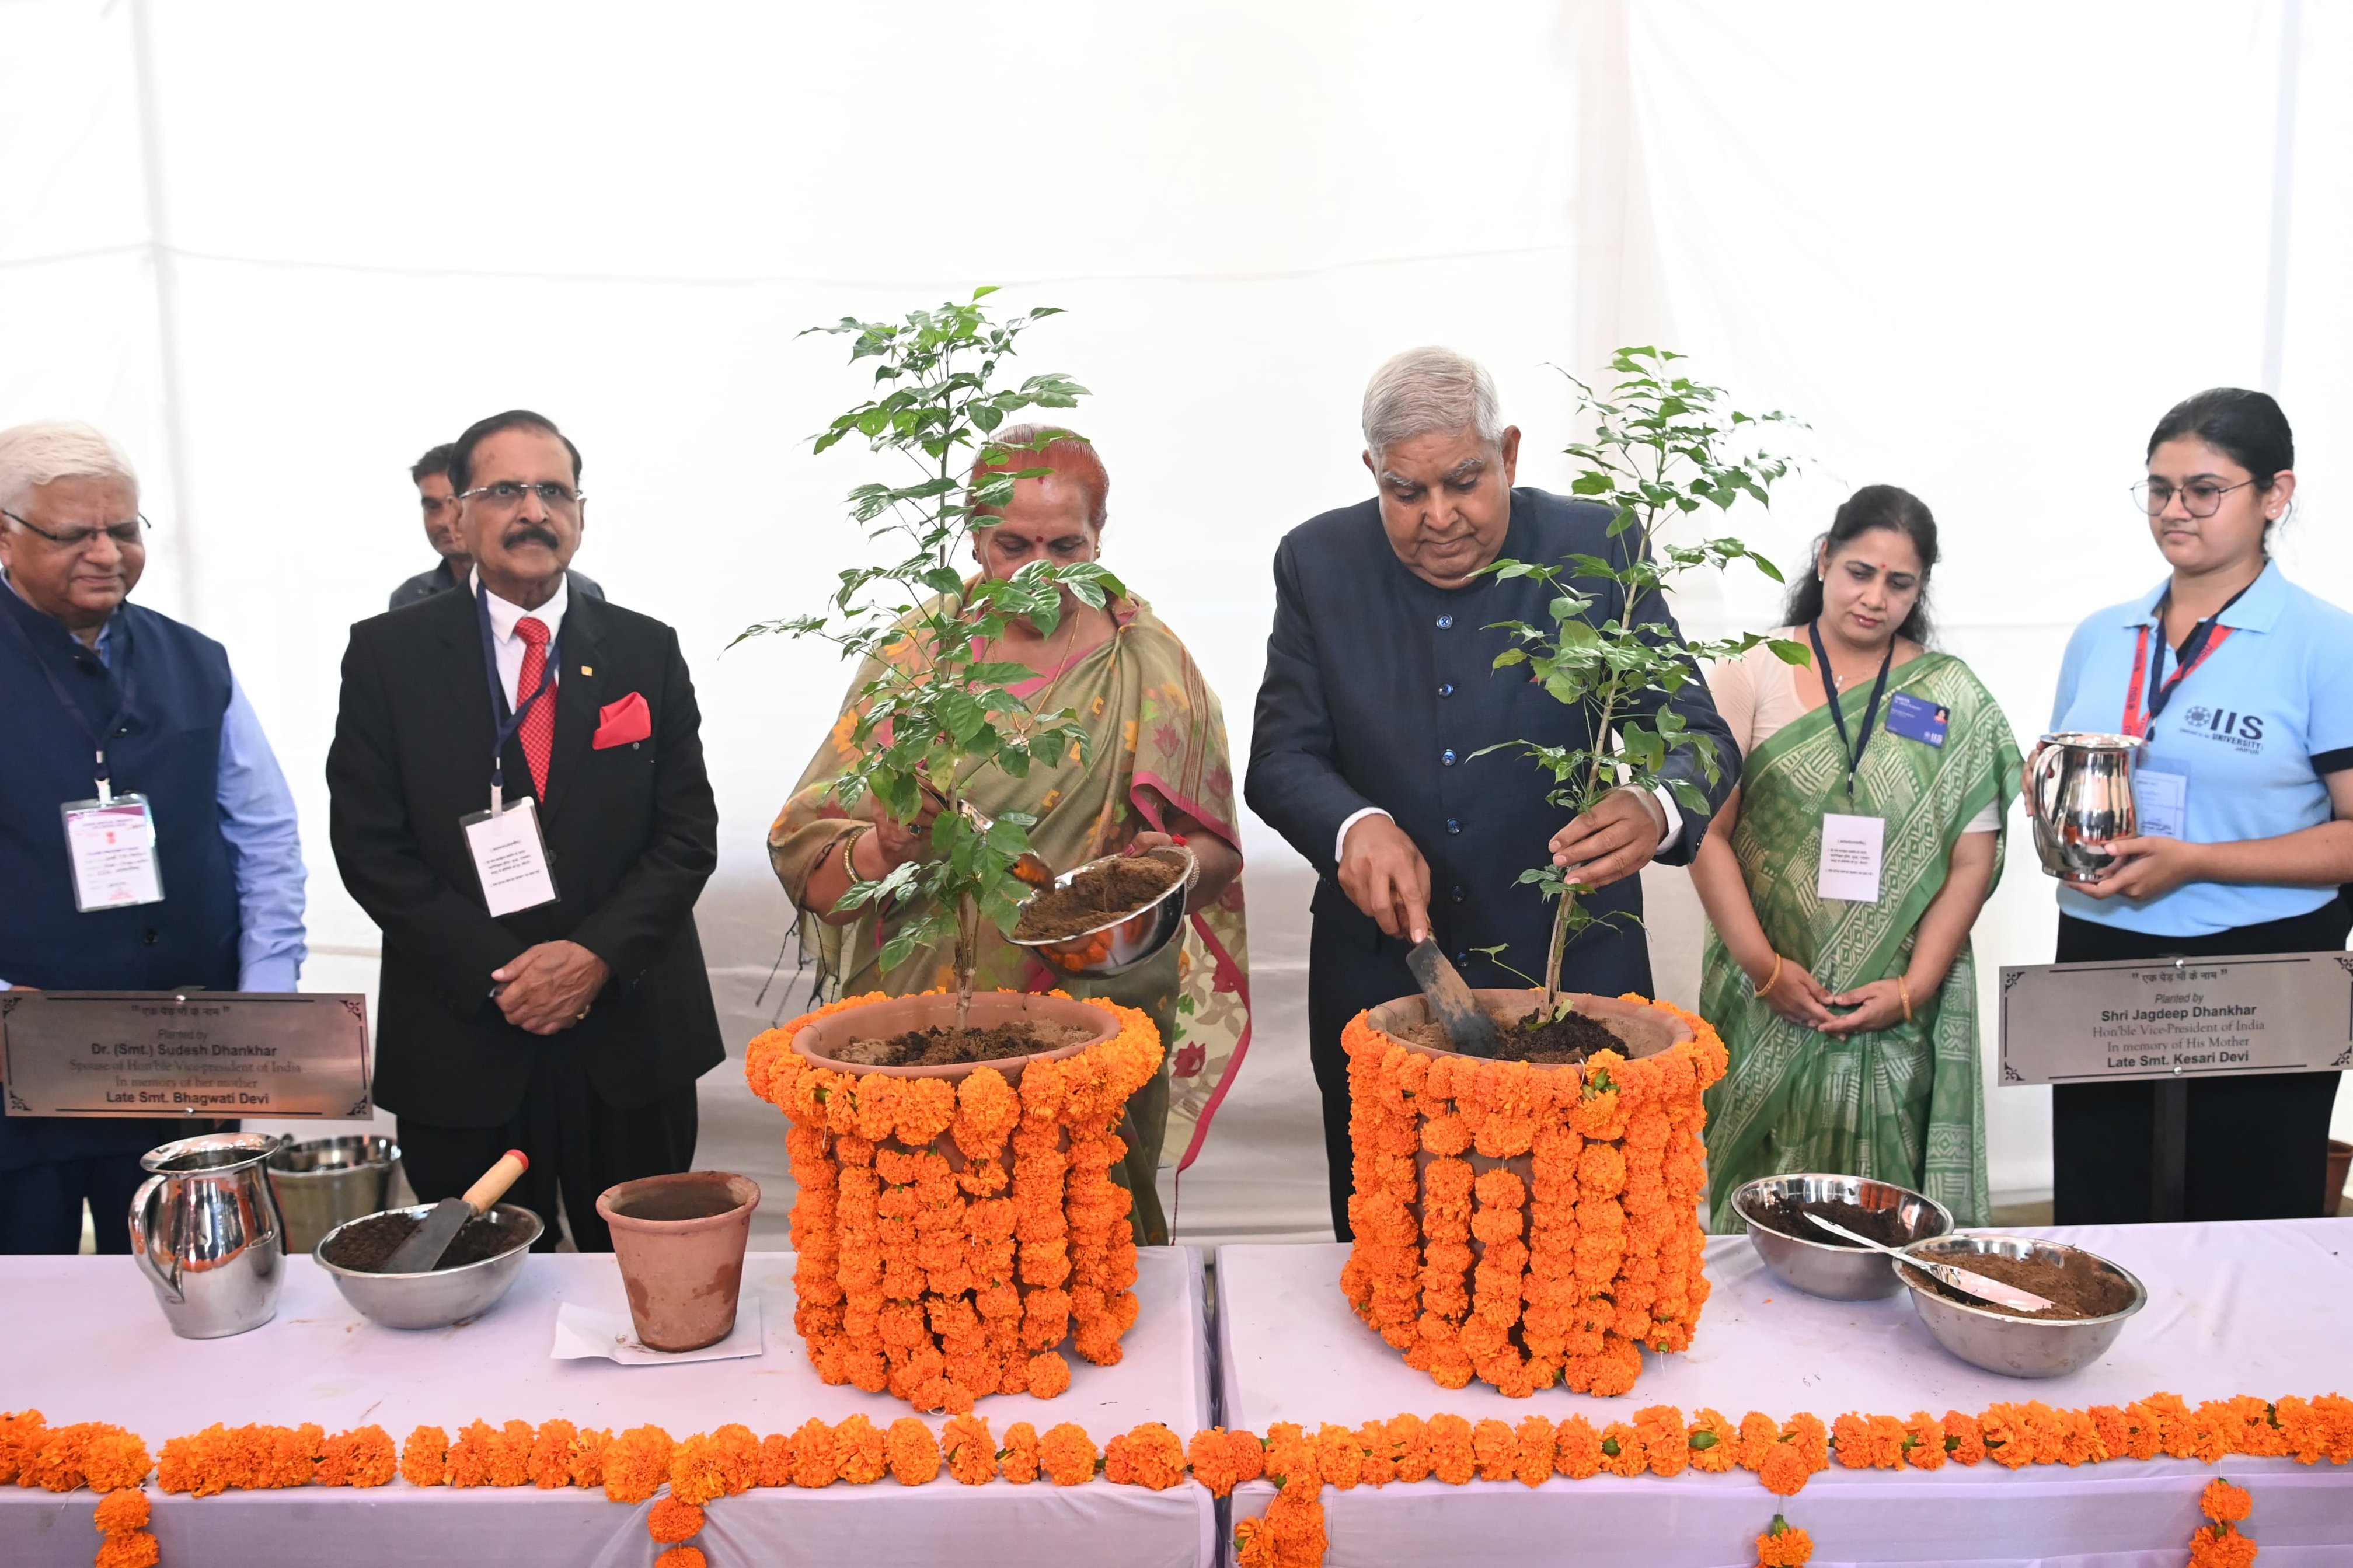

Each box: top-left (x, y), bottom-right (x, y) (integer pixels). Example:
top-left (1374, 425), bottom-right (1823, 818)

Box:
top-left (1245, 348), bottom-right (1737, 1240)
top-left (0, 421), bottom-right (307, 1253)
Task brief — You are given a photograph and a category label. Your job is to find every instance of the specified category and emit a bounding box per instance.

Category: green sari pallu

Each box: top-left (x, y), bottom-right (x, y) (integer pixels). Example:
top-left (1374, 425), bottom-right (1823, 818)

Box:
top-left (1700, 653), bottom-right (2020, 1232)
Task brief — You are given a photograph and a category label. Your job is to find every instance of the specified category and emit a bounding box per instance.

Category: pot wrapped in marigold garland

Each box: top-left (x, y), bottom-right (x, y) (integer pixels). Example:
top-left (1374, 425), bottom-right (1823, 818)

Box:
top-left (745, 990), bottom-right (1162, 1415)
top-left (1339, 990), bottom-right (1727, 1398)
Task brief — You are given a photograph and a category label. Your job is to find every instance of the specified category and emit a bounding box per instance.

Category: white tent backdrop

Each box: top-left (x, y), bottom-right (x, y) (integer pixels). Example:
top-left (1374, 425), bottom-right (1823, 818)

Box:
top-left (4, 0), bottom-right (2347, 1245)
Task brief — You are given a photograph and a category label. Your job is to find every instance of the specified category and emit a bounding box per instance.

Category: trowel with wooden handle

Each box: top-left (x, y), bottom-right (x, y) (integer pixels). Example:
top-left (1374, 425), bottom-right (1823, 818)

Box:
top-left (1404, 940), bottom-right (1501, 1058)
top-left (382, 1148), bottom-right (529, 1273)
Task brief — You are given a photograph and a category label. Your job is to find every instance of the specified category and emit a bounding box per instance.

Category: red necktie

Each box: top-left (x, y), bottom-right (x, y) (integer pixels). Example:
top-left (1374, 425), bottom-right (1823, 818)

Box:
top-left (514, 616), bottom-right (556, 799)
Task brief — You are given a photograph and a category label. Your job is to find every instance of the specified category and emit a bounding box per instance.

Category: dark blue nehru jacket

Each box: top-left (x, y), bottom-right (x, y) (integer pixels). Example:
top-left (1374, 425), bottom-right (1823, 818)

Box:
top-left (0, 584), bottom-right (240, 1170)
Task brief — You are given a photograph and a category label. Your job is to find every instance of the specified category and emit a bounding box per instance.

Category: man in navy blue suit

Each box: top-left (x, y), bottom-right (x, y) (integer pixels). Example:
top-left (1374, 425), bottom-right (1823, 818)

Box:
top-left (1245, 348), bottom-right (1737, 1239)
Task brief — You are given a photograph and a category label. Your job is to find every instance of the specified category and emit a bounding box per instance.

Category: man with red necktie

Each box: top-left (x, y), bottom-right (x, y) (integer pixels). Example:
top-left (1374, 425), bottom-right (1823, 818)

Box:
top-left (327, 410), bottom-right (722, 1252)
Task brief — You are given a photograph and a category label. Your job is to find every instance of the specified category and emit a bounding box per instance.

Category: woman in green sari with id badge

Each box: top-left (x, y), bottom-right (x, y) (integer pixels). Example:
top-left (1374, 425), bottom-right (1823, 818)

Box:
top-left (1692, 486), bottom-right (2021, 1230)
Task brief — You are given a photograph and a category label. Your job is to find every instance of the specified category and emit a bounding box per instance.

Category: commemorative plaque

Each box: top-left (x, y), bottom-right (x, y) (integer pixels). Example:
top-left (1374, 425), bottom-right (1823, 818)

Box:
top-left (0, 991), bottom-right (372, 1120)
top-left (1998, 951), bottom-right (2353, 1087)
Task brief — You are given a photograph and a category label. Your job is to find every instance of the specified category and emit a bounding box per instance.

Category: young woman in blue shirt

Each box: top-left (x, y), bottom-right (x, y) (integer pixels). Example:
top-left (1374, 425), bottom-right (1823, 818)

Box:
top-left (2045, 388), bottom-right (2353, 1223)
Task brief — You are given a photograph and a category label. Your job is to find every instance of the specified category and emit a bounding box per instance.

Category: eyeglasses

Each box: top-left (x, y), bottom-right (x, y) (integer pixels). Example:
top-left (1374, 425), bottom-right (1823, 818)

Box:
top-left (0, 508), bottom-right (150, 549)
top-left (2132, 477), bottom-right (2255, 518)
top-left (456, 481), bottom-right (585, 512)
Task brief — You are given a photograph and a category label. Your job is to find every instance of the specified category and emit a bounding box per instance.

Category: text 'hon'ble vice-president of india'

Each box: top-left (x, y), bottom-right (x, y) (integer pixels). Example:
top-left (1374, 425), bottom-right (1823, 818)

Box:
top-left (1245, 348), bottom-right (1737, 1239)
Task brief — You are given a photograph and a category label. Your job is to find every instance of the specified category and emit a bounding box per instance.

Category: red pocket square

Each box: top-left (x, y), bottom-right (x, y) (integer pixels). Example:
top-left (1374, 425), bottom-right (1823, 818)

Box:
top-left (593, 691), bottom-right (651, 749)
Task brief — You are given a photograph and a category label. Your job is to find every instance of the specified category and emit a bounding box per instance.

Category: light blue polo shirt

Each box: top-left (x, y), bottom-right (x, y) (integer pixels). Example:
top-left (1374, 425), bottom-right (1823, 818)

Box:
top-left (2049, 564), bottom-right (2353, 936)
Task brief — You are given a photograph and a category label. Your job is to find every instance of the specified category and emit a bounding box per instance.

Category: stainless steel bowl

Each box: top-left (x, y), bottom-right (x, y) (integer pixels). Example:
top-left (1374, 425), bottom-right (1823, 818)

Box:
top-left (267, 1134), bottom-right (402, 1255)
top-left (1010, 846), bottom-right (1195, 978)
top-left (315, 1202), bottom-right (541, 1329)
top-left (1732, 1173), bottom-right (1954, 1300)
top-left (1899, 1232), bottom-right (2145, 1378)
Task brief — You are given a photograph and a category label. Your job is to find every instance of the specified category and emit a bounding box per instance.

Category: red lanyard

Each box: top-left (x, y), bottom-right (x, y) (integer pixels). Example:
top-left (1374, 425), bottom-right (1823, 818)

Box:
top-left (2122, 601), bottom-right (2236, 739)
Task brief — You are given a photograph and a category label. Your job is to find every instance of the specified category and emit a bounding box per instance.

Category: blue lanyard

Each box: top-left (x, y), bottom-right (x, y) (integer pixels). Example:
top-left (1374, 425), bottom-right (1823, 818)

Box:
top-left (473, 583), bottom-right (558, 808)
top-left (1808, 618), bottom-right (1894, 800)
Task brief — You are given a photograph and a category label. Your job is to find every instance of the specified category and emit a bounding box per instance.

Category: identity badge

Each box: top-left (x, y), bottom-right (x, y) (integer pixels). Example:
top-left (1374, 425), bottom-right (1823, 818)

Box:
top-left (1884, 692), bottom-right (1948, 748)
top-left (1817, 812), bottom-right (1885, 903)
top-left (461, 796), bottom-right (561, 917)
top-left (2132, 768), bottom-right (2189, 841)
top-left (61, 795), bottom-right (166, 912)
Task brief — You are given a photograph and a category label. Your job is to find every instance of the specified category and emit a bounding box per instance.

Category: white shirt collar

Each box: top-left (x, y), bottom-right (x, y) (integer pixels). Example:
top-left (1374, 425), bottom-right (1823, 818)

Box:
top-left (473, 568), bottom-right (569, 647)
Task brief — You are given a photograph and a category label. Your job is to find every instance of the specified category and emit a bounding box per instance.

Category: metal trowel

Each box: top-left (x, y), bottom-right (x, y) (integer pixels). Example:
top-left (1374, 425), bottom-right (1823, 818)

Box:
top-left (1404, 940), bottom-right (1501, 1058)
top-left (382, 1148), bottom-right (529, 1273)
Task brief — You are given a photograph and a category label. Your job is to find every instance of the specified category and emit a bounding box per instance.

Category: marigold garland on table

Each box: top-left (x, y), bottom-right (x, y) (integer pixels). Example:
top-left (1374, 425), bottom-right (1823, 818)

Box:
top-left (1336, 994), bottom-right (1729, 1399)
top-left (744, 991), bottom-right (1163, 1415)
top-left (9, 1392), bottom-right (2347, 1568)
top-left (2191, 1477), bottom-right (2260, 1566)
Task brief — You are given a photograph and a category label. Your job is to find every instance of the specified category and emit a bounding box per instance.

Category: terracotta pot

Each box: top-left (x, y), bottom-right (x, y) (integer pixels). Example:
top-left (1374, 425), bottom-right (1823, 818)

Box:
top-left (596, 1171), bottom-right (761, 1352)
top-left (2328, 1139), bottom-right (2352, 1218)
top-left (1340, 989), bottom-right (1718, 1398)
top-left (790, 990), bottom-right (1120, 1080)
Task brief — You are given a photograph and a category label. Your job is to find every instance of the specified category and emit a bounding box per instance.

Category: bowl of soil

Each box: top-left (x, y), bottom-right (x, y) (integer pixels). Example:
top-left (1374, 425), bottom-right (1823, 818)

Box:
top-left (1009, 845), bottom-right (1194, 978)
top-left (792, 989), bottom-right (1123, 1079)
top-left (315, 1202), bottom-right (541, 1330)
top-left (1898, 1233), bottom-right (2145, 1378)
top-left (1731, 1173), bottom-right (1954, 1301)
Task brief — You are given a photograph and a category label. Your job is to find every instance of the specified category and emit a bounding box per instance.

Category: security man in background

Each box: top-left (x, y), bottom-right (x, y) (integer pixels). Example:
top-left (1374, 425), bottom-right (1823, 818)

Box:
top-left (392, 442), bottom-right (602, 611)
top-left (0, 420), bottom-right (307, 1252)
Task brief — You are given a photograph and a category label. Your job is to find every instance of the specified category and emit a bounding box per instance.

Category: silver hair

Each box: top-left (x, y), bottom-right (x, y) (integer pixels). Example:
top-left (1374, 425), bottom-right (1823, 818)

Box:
top-left (1361, 347), bottom-right (1504, 458)
top-left (0, 420), bottom-right (140, 516)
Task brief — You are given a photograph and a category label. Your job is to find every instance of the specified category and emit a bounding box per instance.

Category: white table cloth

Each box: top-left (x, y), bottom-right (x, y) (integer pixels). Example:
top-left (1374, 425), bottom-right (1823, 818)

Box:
top-left (0, 1247), bottom-right (1215, 1567)
top-left (1216, 1220), bottom-right (2353, 1567)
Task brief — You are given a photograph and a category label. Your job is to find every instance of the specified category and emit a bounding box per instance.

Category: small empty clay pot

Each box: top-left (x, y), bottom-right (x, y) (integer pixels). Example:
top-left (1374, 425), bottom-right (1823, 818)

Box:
top-left (596, 1171), bottom-right (761, 1352)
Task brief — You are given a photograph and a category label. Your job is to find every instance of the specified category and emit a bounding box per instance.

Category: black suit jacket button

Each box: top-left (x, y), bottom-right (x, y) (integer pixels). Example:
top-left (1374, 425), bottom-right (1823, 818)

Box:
top-left (1435, 614), bottom-right (1453, 629)
top-left (1446, 819), bottom-right (1461, 834)
top-left (142, 928), bottom-right (159, 945)
top-left (1441, 749), bottom-right (1457, 766)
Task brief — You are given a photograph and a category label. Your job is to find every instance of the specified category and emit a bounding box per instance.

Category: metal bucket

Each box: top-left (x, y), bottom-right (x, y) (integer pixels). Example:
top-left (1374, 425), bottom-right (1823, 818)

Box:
top-left (267, 1135), bottom-right (402, 1255)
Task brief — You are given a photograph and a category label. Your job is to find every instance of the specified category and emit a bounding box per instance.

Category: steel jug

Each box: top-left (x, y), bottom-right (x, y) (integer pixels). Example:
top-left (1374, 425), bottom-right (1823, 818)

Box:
top-left (130, 1132), bottom-right (286, 1339)
top-left (2027, 731), bottom-right (2146, 880)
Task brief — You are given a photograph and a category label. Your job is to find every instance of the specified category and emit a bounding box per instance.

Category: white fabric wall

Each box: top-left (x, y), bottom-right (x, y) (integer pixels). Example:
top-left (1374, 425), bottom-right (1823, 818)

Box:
top-left (4, 0), bottom-right (2345, 1241)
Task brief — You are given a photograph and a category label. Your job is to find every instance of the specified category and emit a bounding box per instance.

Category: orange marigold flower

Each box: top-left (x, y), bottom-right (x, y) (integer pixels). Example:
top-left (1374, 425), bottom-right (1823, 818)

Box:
top-left (1106, 1422), bottom-right (1189, 1490)
top-left (603, 1426), bottom-right (678, 1504)
top-left (523, 1419), bottom-right (577, 1490)
top-left (1040, 1423), bottom-right (1099, 1486)
top-left (2201, 1478), bottom-right (2253, 1523)
top-left (943, 1415), bottom-right (995, 1486)
top-left (646, 1495), bottom-right (705, 1544)
top-left (672, 1424), bottom-right (759, 1506)
top-left (999, 1422), bottom-right (1042, 1485)
top-left (1756, 1513), bottom-right (1815, 1566)
top-left (1899, 1412), bottom-right (1946, 1472)
top-left (95, 1532), bottom-right (160, 1568)
top-left (93, 1488), bottom-right (151, 1532)
top-left (1757, 1443), bottom-right (1811, 1497)
top-left (0, 1409), bottom-right (47, 1484)
top-left (1424, 1414), bottom-right (1474, 1486)
top-left (571, 1428), bottom-right (613, 1489)
top-left (1028, 1350), bottom-right (1072, 1399)
top-left (2188, 1524), bottom-right (2258, 1568)
top-left (81, 1430), bottom-right (153, 1494)
top-left (1554, 1415), bottom-right (1603, 1480)
top-left (1598, 1422), bottom-right (1646, 1479)
top-left (317, 1426), bottom-right (396, 1489)
top-left (1185, 1427), bottom-right (1250, 1498)
top-left (885, 1418), bottom-right (941, 1486)
top-left (399, 1426), bottom-right (449, 1490)
top-left (833, 1415), bottom-right (887, 1485)
top-left (1686, 1409), bottom-right (1737, 1474)
top-left (1941, 1410), bottom-right (1985, 1466)
top-left (1633, 1406), bottom-right (1686, 1478)
top-left (655, 1549), bottom-right (707, 1568)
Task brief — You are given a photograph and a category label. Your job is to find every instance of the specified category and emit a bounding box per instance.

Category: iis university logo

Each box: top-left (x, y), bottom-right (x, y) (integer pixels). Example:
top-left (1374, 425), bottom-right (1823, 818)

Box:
top-left (2180, 703), bottom-right (2264, 752)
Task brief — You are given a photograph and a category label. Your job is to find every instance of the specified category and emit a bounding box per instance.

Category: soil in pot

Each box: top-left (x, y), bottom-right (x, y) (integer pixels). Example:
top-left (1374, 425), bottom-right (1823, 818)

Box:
top-left (832, 1021), bottom-right (1097, 1068)
top-left (1747, 1192), bottom-right (1915, 1248)
top-left (1900, 1251), bottom-right (2135, 1321)
top-left (1398, 1006), bottom-right (1623, 1064)
top-left (323, 1210), bottom-right (527, 1273)
top-left (1011, 848), bottom-right (1187, 942)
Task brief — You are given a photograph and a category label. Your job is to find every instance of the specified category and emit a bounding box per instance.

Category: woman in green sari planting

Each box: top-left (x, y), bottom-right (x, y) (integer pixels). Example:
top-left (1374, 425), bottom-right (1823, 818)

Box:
top-left (1693, 486), bottom-right (2020, 1230)
top-left (769, 427), bottom-right (1252, 1248)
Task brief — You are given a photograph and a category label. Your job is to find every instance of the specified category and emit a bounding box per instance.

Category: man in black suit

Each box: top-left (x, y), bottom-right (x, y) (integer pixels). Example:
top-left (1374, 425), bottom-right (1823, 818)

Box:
top-left (1245, 348), bottom-right (1737, 1239)
top-left (329, 410), bottom-right (721, 1251)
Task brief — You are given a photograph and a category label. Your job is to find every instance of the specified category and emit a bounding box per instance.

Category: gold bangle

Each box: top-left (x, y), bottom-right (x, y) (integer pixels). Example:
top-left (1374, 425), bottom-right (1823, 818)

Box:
top-left (839, 826), bottom-right (872, 883)
top-left (1898, 974), bottom-right (1914, 1024)
top-left (1755, 954), bottom-right (1784, 1000)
